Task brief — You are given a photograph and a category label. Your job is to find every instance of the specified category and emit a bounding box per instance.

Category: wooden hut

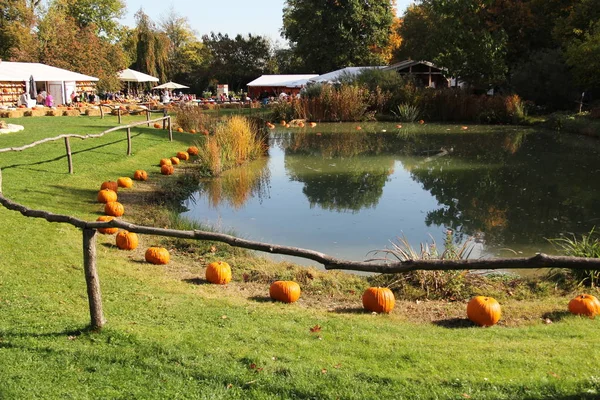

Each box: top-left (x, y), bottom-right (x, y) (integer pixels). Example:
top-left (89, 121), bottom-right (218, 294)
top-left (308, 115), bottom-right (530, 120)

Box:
top-left (384, 60), bottom-right (449, 88)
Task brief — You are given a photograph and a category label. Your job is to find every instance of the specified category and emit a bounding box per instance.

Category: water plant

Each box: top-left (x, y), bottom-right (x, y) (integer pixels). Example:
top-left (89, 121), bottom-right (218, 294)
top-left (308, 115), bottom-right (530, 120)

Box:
top-left (393, 103), bottom-right (421, 122)
top-left (548, 228), bottom-right (600, 287)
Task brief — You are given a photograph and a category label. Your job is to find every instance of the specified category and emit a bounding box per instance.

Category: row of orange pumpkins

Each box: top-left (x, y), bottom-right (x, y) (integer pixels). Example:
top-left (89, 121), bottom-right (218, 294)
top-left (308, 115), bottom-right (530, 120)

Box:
top-left (94, 145), bottom-right (200, 264)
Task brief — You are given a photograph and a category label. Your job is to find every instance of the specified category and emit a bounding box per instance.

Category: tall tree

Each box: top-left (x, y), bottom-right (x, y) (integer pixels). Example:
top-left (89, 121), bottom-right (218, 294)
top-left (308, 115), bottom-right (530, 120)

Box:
top-left (37, 6), bottom-right (125, 91)
top-left (0, 0), bottom-right (37, 61)
top-left (159, 8), bottom-right (206, 81)
top-left (50, 0), bottom-right (125, 40)
top-left (201, 33), bottom-right (275, 92)
top-left (131, 9), bottom-right (170, 83)
top-left (398, 0), bottom-right (508, 88)
top-left (282, 0), bottom-right (395, 73)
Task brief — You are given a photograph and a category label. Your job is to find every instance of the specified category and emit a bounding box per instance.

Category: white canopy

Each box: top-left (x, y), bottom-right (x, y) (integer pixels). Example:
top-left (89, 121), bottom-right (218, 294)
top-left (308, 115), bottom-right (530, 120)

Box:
top-left (0, 61), bottom-right (98, 82)
top-left (153, 81), bottom-right (189, 89)
top-left (247, 74), bottom-right (318, 88)
top-left (118, 68), bottom-right (159, 83)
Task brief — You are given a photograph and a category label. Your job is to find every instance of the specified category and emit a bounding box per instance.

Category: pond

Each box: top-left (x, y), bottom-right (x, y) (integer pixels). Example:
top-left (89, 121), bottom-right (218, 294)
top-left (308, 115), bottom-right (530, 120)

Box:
top-left (182, 123), bottom-right (600, 267)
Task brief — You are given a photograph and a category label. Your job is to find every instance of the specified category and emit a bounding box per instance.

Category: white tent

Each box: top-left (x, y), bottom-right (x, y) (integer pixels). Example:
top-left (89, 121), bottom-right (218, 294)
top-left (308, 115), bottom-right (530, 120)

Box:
top-left (0, 61), bottom-right (98, 106)
top-left (153, 81), bottom-right (189, 89)
top-left (118, 68), bottom-right (159, 83)
top-left (308, 67), bottom-right (385, 84)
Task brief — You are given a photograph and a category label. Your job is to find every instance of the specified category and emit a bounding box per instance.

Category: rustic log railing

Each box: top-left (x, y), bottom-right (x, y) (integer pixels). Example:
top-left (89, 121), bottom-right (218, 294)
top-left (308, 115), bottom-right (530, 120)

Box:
top-left (0, 116), bottom-right (173, 173)
top-left (1, 121), bottom-right (599, 330)
top-left (98, 103), bottom-right (169, 127)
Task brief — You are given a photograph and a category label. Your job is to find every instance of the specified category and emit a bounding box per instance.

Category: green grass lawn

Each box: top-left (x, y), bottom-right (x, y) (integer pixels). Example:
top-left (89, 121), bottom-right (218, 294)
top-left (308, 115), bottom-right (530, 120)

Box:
top-left (0, 115), bottom-right (599, 399)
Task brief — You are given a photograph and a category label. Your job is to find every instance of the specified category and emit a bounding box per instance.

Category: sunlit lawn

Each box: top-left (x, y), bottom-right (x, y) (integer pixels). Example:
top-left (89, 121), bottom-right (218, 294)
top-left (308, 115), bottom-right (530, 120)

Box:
top-left (0, 115), bottom-right (598, 399)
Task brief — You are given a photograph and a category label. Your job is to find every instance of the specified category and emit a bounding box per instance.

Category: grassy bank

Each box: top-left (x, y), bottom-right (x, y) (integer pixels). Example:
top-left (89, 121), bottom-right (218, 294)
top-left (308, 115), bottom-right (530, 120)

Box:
top-left (0, 116), bottom-right (599, 399)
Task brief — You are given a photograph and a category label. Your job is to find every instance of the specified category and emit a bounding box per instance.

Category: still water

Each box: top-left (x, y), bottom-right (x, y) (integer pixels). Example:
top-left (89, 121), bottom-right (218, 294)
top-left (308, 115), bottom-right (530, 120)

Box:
top-left (182, 123), bottom-right (600, 265)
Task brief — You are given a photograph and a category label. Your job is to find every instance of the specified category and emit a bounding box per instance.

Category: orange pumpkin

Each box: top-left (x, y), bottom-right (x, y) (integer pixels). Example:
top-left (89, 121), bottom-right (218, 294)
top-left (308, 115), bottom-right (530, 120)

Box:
top-left (269, 281), bottom-right (301, 303)
top-left (418, 119), bottom-right (425, 124)
top-left (133, 170), bottom-right (148, 181)
top-left (362, 287), bottom-right (395, 313)
top-left (161, 164), bottom-right (174, 175)
top-left (205, 261), bottom-right (232, 284)
top-left (568, 294), bottom-right (600, 318)
top-left (159, 158), bottom-right (172, 167)
top-left (145, 247), bottom-right (170, 264)
top-left (97, 189), bottom-right (117, 203)
top-left (104, 201), bottom-right (124, 217)
top-left (154, 123), bottom-right (162, 129)
top-left (170, 156), bottom-right (180, 165)
top-left (467, 296), bottom-right (501, 326)
top-left (96, 216), bottom-right (118, 235)
top-left (190, 129), bottom-right (197, 134)
top-left (310, 122), bottom-right (317, 128)
top-left (101, 181), bottom-right (118, 192)
top-left (115, 230), bottom-right (138, 250)
top-left (117, 177), bottom-right (133, 188)
top-left (177, 127), bottom-right (184, 133)
top-left (187, 146), bottom-right (199, 156)
top-left (176, 151), bottom-right (190, 161)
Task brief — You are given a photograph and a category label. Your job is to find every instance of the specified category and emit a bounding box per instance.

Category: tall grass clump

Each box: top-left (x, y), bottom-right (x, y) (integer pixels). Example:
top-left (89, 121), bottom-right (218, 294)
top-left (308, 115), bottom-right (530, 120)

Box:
top-left (549, 228), bottom-right (600, 287)
top-left (175, 104), bottom-right (217, 132)
top-left (196, 115), bottom-right (265, 176)
top-left (393, 103), bottom-right (421, 122)
top-left (368, 231), bottom-right (475, 299)
top-left (297, 84), bottom-right (371, 122)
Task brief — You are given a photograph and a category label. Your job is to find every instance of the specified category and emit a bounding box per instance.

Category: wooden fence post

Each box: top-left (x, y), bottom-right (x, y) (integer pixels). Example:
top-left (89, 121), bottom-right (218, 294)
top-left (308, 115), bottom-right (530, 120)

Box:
top-left (118, 108), bottom-right (122, 124)
top-left (0, 167), bottom-right (3, 194)
top-left (168, 116), bottom-right (173, 142)
top-left (162, 108), bottom-right (167, 130)
top-left (146, 109), bottom-right (150, 127)
top-left (100, 105), bottom-right (104, 119)
top-left (127, 128), bottom-right (132, 155)
top-left (64, 137), bottom-right (73, 174)
top-left (82, 228), bottom-right (105, 330)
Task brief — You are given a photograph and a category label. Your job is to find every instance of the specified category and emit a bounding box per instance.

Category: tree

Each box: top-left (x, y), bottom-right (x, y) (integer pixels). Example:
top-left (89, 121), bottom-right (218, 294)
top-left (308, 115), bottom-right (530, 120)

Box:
top-left (201, 33), bottom-right (275, 92)
top-left (37, 8), bottom-right (125, 92)
top-left (50, 0), bottom-right (125, 40)
top-left (131, 9), bottom-right (170, 83)
top-left (0, 0), bottom-right (37, 61)
top-left (282, 0), bottom-right (395, 73)
top-left (398, 0), bottom-right (508, 88)
top-left (159, 8), bottom-right (206, 81)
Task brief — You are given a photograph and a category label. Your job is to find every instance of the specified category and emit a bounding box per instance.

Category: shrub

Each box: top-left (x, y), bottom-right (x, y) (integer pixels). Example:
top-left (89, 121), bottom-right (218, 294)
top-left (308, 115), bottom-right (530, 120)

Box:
top-left (175, 105), bottom-right (217, 132)
top-left (393, 103), bottom-right (421, 122)
top-left (196, 115), bottom-right (265, 176)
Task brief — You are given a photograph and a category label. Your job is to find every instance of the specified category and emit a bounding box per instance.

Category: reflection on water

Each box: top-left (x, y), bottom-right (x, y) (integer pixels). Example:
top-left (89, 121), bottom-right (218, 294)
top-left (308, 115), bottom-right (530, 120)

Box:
top-left (182, 124), bottom-right (600, 264)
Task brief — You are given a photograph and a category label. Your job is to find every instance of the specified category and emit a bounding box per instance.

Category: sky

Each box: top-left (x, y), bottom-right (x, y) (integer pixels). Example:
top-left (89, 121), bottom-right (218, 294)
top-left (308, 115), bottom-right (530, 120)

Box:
top-left (121, 0), bottom-right (413, 44)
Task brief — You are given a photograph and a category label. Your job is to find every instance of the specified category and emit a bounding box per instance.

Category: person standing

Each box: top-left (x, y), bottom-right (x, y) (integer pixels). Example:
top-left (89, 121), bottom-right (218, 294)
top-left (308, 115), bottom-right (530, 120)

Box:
top-left (45, 93), bottom-right (53, 107)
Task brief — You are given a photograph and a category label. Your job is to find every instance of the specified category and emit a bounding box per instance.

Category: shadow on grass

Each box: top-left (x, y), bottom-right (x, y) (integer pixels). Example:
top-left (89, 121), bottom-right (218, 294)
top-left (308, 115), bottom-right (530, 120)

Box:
top-left (248, 295), bottom-right (274, 303)
top-left (0, 325), bottom-right (96, 340)
top-left (432, 318), bottom-right (474, 329)
top-left (331, 306), bottom-right (367, 314)
top-left (183, 278), bottom-right (210, 285)
top-left (541, 310), bottom-right (572, 323)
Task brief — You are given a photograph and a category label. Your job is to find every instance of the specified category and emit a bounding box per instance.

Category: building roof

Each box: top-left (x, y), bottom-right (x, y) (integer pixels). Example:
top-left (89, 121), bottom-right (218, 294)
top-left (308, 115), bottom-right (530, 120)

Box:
top-left (384, 60), bottom-right (445, 72)
top-left (247, 75), bottom-right (318, 88)
top-left (309, 66), bottom-right (385, 84)
top-left (0, 61), bottom-right (98, 82)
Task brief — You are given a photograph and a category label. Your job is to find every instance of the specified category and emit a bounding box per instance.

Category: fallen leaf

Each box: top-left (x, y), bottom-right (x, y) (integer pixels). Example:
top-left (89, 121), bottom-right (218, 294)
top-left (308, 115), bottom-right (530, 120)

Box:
top-left (243, 273), bottom-right (250, 282)
top-left (549, 372), bottom-right (560, 379)
top-left (334, 363), bottom-right (342, 369)
top-left (67, 335), bottom-right (77, 341)
top-left (321, 368), bottom-right (328, 374)
top-left (226, 384), bottom-right (233, 389)
top-left (249, 363), bottom-right (257, 369)
top-left (221, 315), bottom-right (228, 319)
top-left (210, 245), bottom-right (217, 253)
top-left (462, 394), bottom-right (471, 399)
top-left (310, 325), bottom-right (321, 333)
top-left (543, 318), bottom-right (553, 324)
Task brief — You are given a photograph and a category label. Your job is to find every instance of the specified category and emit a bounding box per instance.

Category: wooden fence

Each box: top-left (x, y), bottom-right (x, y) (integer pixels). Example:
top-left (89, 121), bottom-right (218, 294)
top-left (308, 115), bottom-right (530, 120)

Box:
top-left (1, 120), bottom-right (599, 330)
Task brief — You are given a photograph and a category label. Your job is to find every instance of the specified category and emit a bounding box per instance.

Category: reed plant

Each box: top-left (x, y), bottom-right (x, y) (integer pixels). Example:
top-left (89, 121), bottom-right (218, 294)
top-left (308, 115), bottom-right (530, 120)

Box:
top-left (195, 115), bottom-right (265, 176)
top-left (393, 103), bottom-right (421, 122)
top-left (548, 228), bottom-right (600, 287)
top-left (175, 104), bottom-right (217, 132)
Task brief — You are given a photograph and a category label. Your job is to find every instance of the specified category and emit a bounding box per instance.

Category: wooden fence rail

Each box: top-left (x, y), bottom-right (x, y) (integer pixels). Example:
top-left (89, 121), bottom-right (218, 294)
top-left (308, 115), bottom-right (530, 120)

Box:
top-left (1, 120), bottom-right (599, 330)
top-left (0, 116), bottom-right (172, 173)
